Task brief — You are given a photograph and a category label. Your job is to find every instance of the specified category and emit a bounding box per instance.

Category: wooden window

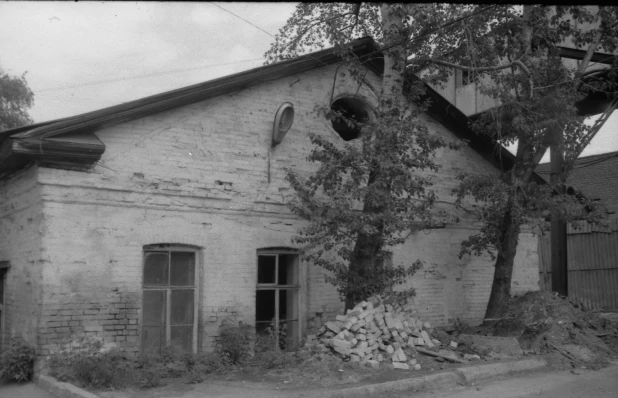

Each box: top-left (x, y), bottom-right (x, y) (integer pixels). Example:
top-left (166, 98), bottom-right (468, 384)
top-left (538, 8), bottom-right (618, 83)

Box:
top-left (256, 250), bottom-right (299, 349)
top-left (142, 247), bottom-right (198, 354)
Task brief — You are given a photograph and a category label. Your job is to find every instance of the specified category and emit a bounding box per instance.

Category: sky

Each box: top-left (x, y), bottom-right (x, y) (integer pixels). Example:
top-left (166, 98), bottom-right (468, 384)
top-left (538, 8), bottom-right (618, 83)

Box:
top-left (0, 2), bottom-right (616, 161)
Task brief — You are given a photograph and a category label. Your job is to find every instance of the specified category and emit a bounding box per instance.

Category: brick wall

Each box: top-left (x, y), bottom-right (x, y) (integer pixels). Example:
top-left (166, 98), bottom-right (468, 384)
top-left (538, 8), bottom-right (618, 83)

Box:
top-left (1, 62), bottom-right (539, 354)
top-left (0, 165), bottom-right (44, 347)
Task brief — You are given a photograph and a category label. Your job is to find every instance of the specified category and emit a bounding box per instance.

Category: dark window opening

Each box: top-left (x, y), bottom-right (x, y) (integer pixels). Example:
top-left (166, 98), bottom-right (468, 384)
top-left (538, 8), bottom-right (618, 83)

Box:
top-left (330, 98), bottom-right (369, 141)
top-left (460, 69), bottom-right (473, 86)
top-left (256, 251), bottom-right (299, 350)
top-left (142, 248), bottom-right (197, 354)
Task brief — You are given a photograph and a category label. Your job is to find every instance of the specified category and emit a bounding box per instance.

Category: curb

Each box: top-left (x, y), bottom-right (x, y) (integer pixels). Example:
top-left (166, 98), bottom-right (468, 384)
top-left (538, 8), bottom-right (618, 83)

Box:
top-left (35, 375), bottom-right (100, 398)
top-left (325, 357), bottom-right (547, 397)
top-left (456, 358), bottom-right (547, 383)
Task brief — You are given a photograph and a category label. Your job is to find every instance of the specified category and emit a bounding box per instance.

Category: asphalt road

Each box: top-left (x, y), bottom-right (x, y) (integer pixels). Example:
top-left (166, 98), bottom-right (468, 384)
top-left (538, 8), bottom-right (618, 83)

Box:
top-left (415, 362), bottom-right (618, 398)
top-left (0, 382), bottom-right (55, 398)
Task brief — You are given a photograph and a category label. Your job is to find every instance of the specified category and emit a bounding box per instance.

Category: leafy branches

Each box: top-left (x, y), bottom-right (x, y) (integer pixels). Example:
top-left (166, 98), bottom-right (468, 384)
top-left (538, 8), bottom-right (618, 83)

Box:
top-left (0, 67), bottom-right (34, 131)
top-left (286, 94), bottom-right (448, 305)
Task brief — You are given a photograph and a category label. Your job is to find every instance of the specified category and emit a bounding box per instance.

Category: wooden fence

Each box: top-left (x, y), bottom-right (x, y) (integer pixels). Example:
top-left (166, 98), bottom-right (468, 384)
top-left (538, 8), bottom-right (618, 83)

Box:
top-left (538, 218), bottom-right (618, 310)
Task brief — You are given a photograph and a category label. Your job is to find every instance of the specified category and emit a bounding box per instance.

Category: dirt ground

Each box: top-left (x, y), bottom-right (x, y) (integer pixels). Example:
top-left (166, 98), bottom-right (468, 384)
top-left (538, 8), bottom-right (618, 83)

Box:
top-left (451, 291), bottom-right (618, 370)
top-left (98, 291), bottom-right (618, 397)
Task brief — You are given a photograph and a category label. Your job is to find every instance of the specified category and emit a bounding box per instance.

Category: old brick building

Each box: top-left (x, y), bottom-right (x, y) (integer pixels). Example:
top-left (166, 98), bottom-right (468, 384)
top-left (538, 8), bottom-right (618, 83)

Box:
top-left (0, 39), bottom-right (539, 356)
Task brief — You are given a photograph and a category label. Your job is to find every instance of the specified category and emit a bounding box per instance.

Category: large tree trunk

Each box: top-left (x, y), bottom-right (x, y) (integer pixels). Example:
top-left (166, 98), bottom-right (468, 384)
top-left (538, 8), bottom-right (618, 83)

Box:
top-left (483, 198), bottom-right (521, 324)
top-left (345, 232), bottom-right (383, 311)
top-left (341, 4), bottom-right (408, 313)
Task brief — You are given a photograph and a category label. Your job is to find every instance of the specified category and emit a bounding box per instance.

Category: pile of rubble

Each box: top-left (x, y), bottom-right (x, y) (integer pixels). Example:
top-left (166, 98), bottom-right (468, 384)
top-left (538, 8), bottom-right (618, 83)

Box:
top-left (305, 296), bottom-right (460, 370)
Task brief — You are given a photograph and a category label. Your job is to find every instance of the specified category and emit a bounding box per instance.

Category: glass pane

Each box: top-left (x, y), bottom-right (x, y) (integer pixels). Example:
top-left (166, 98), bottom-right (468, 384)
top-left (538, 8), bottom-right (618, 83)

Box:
top-left (170, 252), bottom-right (195, 286)
top-left (170, 289), bottom-right (194, 325)
top-left (144, 252), bottom-right (168, 286)
top-left (171, 325), bottom-right (193, 353)
top-left (142, 326), bottom-right (164, 354)
top-left (279, 289), bottom-right (298, 321)
top-left (279, 289), bottom-right (287, 320)
top-left (143, 290), bottom-right (166, 326)
top-left (257, 255), bottom-right (276, 284)
top-left (278, 254), bottom-right (298, 285)
top-left (255, 289), bottom-right (275, 322)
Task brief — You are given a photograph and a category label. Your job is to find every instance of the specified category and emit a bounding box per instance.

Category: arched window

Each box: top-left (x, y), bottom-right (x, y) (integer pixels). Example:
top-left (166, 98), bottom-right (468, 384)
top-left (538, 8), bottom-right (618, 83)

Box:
top-left (142, 244), bottom-right (199, 354)
top-left (330, 97), bottom-right (370, 141)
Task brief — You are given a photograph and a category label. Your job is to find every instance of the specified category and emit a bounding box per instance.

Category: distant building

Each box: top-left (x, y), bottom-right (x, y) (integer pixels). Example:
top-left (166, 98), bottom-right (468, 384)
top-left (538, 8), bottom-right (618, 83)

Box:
top-left (536, 151), bottom-right (618, 217)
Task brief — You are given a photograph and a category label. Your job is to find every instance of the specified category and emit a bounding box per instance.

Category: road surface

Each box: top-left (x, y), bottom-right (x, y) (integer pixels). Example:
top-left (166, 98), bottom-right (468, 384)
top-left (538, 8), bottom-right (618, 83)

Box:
top-left (0, 381), bottom-right (56, 398)
top-left (415, 361), bottom-right (618, 398)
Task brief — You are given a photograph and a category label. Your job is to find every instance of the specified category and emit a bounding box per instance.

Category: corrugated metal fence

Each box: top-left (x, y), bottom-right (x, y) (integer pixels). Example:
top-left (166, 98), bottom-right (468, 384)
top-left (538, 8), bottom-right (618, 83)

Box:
top-left (538, 218), bottom-right (618, 310)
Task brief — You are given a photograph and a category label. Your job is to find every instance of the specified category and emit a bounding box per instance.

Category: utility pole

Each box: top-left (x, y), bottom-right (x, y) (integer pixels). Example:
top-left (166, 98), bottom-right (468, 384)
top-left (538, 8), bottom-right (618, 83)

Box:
top-left (550, 127), bottom-right (568, 296)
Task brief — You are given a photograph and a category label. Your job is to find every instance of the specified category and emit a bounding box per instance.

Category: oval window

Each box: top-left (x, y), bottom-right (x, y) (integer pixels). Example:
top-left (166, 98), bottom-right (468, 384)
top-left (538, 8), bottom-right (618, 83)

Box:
top-left (272, 103), bottom-right (295, 146)
top-left (330, 97), bottom-right (369, 141)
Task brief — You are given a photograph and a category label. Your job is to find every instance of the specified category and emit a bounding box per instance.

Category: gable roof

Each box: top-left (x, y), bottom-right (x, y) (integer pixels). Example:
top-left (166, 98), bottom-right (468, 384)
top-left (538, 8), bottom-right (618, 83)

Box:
top-left (0, 37), bottom-right (531, 181)
top-left (536, 151), bottom-right (618, 215)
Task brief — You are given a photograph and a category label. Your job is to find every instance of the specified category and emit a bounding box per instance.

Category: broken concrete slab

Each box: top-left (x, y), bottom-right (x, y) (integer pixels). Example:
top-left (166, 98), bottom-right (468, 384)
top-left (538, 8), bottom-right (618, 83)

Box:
top-left (420, 330), bottom-right (434, 347)
top-left (459, 334), bottom-right (523, 358)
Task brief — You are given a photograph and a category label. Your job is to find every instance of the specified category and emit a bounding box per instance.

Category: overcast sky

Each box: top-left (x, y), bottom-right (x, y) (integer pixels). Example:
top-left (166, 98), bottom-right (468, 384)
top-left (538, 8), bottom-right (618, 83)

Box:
top-left (0, 2), bottom-right (615, 161)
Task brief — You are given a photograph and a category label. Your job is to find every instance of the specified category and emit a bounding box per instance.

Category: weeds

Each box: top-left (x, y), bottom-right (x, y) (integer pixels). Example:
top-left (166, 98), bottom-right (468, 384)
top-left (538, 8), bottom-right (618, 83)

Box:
top-left (0, 336), bottom-right (36, 382)
top-left (44, 317), bottom-right (298, 391)
top-left (216, 318), bottom-right (253, 365)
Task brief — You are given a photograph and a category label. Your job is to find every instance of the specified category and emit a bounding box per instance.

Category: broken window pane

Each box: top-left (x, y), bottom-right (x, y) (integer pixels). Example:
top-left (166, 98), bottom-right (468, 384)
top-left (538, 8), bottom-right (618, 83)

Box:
top-left (144, 252), bottom-right (168, 286)
top-left (170, 252), bottom-right (195, 286)
top-left (279, 289), bottom-right (298, 321)
top-left (257, 255), bottom-right (276, 284)
top-left (171, 325), bottom-right (193, 353)
top-left (170, 289), bottom-right (194, 325)
top-left (278, 254), bottom-right (298, 285)
top-left (143, 290), bottom-right (166, 326)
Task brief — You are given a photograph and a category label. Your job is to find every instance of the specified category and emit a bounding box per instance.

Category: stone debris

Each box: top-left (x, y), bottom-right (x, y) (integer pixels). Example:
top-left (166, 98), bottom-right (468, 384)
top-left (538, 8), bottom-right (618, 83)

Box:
top-left (312, 296), bottom-right (453, 369)
top-left (458, 334), bottom-right (523, 359)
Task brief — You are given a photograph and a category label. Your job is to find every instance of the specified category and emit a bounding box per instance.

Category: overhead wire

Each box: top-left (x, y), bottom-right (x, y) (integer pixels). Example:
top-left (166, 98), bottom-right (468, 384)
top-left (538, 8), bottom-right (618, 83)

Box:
top-left (211, 3), bottom-right (275, 37)
top-left (36, 58), bottom-right (264, 93)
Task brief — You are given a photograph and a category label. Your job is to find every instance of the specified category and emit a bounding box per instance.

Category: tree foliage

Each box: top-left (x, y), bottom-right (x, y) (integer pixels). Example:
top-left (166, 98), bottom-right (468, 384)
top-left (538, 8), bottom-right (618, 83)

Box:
top-left (268, 3), bottom-right (458, 309)
top-left (286, 100), bottom-right (453, 306)
top-left (266, 4), bottom-right (618, 314)
top-left (421, 5), bottom-right (618, 320)
top-left (0, 66), bottom-right (34, 131)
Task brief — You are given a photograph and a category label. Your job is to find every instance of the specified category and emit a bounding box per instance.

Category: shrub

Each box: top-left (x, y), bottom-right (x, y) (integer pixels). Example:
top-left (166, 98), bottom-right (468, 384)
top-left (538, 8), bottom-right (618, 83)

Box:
top-left (48, 338), bottom-right (136, 390)
top-left (216, 318), bottom-right (253, 365)
top-left (0, 336), bottom-right (36, 382)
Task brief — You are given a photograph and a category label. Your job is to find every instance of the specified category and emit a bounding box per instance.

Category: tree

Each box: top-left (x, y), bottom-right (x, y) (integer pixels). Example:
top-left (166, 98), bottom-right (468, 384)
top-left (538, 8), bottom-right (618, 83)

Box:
top-left (266, 4), bottom-right (617, 315)
top-left (267, 4), bottom-right (457, 310)
top-left (421, 5), bottom-right (618, 322)
top-left (0, 66), bottom-right (34, 131)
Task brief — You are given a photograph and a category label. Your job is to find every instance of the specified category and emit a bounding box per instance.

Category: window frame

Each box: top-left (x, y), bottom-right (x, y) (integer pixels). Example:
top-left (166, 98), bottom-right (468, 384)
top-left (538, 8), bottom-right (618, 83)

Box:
top-left (255, 249), bottom-right (300, 349)
top-left (141, 245), bottom-right (199, 355)
top-left (457, 69), bottom-right (474, 87)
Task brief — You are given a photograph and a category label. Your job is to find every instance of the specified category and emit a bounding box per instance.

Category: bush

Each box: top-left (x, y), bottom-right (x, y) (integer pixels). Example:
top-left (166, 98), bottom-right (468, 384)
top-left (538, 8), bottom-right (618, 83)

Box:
top-left (0, 336), bottom-right (36, 382)
top-left (48, 338), bottom-right (136, 390)
top-left (216, 318), bottom-right (253, 365)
